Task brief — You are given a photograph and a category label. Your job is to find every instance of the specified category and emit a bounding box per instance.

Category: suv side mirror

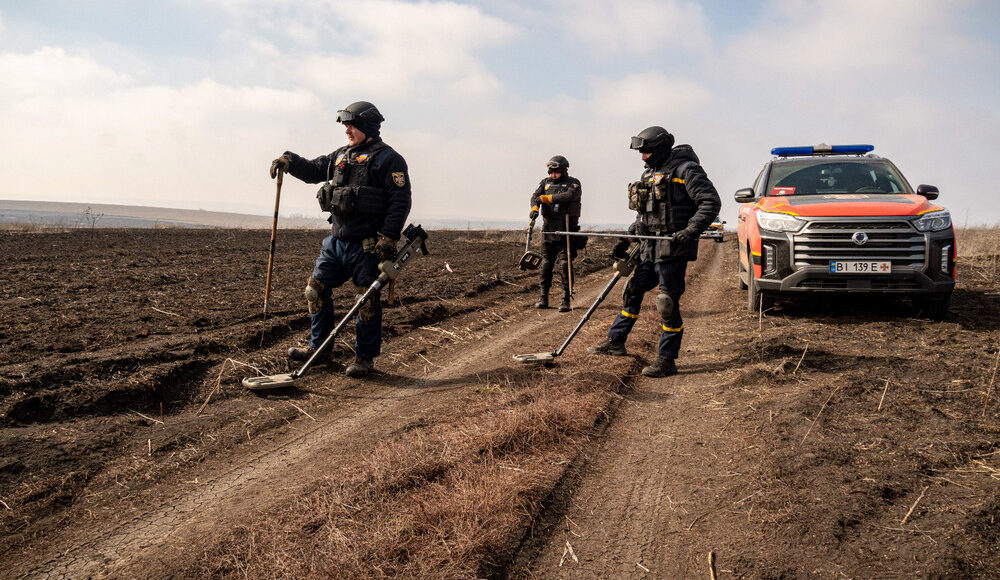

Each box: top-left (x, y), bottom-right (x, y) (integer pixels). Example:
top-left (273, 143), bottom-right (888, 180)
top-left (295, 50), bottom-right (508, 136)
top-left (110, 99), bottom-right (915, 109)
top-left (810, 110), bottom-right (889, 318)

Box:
top-left (917, 184), bottom-right (939, 200)
top-left (734, 188), bottom-right (755, 204)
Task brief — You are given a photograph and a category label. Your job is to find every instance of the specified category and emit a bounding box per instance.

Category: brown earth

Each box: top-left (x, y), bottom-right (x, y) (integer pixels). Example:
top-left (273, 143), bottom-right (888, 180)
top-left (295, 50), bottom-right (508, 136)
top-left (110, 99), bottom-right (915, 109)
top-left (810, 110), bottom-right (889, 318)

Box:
top-left (1, 228), bottom-right (998, 579)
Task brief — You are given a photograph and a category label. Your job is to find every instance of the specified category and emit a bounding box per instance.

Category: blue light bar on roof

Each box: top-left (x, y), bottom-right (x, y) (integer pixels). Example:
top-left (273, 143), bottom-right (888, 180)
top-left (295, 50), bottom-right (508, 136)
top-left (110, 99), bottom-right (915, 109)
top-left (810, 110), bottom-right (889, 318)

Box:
top-left (771, 144), bottom-right (874, 156)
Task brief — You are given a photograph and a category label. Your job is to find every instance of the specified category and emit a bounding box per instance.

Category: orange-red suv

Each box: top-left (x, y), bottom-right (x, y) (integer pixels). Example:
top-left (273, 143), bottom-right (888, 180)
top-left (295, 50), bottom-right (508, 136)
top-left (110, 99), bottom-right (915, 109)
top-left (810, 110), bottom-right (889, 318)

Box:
top-left (735, 144), bottom-right (955, 319)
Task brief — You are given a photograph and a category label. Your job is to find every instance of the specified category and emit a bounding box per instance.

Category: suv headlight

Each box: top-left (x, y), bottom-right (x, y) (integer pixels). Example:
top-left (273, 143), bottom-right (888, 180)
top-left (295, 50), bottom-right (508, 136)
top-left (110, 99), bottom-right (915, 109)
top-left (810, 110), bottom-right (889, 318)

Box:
top-left (756, 210), bottom-right (804, 233)
top-left (913, 210), bottom-right (951, 232)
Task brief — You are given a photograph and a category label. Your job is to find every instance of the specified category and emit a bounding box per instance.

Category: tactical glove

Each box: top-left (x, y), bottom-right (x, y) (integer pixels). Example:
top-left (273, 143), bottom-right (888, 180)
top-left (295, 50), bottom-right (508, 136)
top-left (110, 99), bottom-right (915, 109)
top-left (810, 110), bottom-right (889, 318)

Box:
top-left (270, 155), bottom-right (291, 179)
top-left (376, 236), bottom-right (397, 260)
top-left (539, 194), bottom-right (552, 204)
top-left (672, 228), bottom-right (697, 246)
top-left (529, 207), bottom-right (539, 220)
top-left (610, 238), bottom-right (631, 259)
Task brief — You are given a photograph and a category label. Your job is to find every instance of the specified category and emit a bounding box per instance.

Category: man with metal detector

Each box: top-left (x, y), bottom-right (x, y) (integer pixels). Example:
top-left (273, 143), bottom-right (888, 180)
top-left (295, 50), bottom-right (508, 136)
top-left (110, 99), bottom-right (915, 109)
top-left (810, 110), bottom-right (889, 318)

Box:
top-left (269, 101), bottom-right (411, 378)
top-left (529, 155), bottom-right (583, 312)
top-left (587, 127), bottom-right (720, 377)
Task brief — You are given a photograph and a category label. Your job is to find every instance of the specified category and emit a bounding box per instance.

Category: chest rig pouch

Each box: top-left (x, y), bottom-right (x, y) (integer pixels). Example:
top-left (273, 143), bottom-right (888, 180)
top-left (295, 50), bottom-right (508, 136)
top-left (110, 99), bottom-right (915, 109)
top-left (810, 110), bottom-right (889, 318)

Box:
top-left (316, 144), bottom-right (388, 216)
top-left (627, 180), bottom-right (650, 211)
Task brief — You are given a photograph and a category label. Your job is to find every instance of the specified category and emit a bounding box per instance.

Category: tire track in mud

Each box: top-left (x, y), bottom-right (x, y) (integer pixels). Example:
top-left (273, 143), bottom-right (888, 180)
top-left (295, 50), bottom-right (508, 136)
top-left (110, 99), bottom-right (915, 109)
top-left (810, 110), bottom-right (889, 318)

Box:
top-left (17, 266), bottom-right (622, 579)
top-left (514, 241), bottom-right (741, 578)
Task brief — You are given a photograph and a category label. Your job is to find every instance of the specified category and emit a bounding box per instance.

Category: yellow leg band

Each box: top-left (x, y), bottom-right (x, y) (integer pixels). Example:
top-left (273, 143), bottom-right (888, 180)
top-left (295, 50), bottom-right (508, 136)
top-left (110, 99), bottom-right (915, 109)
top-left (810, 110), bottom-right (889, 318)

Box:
top-left (661, 324), bottom-right (684, 332)
top-left (621, 310), bottom-right (639, 319)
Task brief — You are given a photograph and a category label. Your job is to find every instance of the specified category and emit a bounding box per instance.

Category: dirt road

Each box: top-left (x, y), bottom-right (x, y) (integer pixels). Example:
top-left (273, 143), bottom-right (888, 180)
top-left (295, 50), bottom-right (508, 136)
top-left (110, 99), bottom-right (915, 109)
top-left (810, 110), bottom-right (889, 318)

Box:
top-left (4, 229), bottom-right (999, 578)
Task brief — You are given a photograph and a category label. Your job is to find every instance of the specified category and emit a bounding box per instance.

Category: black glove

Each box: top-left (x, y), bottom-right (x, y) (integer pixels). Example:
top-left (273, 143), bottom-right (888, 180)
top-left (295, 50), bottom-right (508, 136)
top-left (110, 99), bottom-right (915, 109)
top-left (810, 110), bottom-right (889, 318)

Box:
top-left (673, 228), bottom-right (697, 246)
top-left (529, 208), bottom-right (539, 220)
top-left (610, 238), bottom-right (631, 259)
top-left (376, 236), bottom-right (397, 260)
top-left (270, 155), bottom-right (291, 179)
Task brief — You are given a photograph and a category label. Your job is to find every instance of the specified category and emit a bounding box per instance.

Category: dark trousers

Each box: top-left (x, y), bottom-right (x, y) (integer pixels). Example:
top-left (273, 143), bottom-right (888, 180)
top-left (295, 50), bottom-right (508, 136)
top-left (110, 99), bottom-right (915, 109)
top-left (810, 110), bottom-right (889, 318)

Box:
top-left (538, 239), bottom-right (576, 296)
top-left (309, 235), bottom-right (382, 359)
top-left (606, 259), bottom-right (688, 360)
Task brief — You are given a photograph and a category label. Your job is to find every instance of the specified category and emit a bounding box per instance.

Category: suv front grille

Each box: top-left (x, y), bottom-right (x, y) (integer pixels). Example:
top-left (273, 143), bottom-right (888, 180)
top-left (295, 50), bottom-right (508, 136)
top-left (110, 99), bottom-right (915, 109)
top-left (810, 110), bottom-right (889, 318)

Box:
top-left (792, 219), bottom-right (926, 268)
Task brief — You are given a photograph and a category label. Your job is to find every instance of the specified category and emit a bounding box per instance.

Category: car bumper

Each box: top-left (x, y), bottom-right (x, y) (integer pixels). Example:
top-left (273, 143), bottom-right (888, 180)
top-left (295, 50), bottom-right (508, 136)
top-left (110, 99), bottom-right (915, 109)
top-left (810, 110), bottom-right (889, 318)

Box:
top-left (755, 268), bottom-right (955, 295)
top-left (754, 227), bottom-right (955, 296)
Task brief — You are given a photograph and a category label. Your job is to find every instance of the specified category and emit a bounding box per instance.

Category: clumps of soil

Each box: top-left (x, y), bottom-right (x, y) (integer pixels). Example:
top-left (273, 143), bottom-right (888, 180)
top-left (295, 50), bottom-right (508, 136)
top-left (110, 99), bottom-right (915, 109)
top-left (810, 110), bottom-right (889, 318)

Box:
top-left (710, 252), bottom-right (1000, 578)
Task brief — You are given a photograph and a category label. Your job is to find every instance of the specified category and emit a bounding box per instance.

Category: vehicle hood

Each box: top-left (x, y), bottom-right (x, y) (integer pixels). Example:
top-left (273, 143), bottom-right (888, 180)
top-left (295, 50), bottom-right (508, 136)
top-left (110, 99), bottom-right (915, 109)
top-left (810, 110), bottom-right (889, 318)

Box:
top-left (756, 193), bottom-right (943, 217)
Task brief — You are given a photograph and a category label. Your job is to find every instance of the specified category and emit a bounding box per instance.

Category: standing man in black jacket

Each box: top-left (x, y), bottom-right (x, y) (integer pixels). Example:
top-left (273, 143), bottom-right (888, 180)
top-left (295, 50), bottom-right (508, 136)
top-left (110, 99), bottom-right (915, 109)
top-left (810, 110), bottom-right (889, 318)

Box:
top-left (588, 127), bottom-right (721, 377)
top-left (529, 155), bottom-right (582, 312)
top-left (270, 101), bottom-right (411, 378)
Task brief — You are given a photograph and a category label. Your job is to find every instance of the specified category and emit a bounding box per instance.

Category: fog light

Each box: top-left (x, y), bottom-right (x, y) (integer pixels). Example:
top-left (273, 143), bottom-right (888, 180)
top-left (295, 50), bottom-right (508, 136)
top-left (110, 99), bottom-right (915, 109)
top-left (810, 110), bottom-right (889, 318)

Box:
top-left (764, 244), bottom-right (776, 275)
top-left (941, 244), bottom-right (951, 272)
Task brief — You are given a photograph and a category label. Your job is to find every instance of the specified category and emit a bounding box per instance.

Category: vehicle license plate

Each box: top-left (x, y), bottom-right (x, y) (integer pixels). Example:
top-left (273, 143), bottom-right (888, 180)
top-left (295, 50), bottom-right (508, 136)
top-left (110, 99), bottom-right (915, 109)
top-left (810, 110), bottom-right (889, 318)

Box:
top-left (829, 261), bottom-right (891, 274)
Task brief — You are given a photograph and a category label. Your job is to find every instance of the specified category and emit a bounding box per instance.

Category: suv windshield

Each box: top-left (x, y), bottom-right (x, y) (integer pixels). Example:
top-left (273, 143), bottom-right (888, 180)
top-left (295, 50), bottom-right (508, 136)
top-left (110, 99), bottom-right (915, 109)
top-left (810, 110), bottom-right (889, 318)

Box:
top-left (766, 159), bottom-right (910, 196)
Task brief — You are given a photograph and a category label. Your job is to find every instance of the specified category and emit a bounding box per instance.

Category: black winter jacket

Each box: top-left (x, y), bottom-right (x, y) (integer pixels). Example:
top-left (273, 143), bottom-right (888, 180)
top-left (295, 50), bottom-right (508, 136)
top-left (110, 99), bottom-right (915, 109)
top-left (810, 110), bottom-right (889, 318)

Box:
top-left (530, 175), bottom-right (582, 233)
top-left (284, 137), bottom-right (412, 241)
top-left (631, 145), bottom-right (721, 261)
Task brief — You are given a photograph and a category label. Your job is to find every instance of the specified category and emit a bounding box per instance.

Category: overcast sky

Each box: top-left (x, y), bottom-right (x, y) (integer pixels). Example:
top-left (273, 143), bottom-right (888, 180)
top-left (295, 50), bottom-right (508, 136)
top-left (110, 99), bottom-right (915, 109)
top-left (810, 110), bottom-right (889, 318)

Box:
top-left (2, 0), bottom-right (998, 228)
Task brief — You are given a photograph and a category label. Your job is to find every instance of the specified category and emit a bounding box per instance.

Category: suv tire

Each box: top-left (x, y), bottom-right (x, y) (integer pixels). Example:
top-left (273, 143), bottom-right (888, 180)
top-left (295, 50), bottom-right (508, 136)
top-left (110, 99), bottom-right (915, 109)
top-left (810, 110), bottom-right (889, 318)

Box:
top-left (747, 275), bottom-right (773, 313)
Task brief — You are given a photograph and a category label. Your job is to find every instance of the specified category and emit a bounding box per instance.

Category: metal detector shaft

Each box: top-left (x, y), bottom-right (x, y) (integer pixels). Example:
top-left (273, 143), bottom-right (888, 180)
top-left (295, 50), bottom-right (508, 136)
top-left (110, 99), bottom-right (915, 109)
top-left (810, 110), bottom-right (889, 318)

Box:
top-left (544, 230), bottom-right (677, 241)
top-left (552, 272), bottom-right (621, 357)
top-left (294, 278), bottom-right (384, 378)
top-left (292, 224), bottom-right (429, 379)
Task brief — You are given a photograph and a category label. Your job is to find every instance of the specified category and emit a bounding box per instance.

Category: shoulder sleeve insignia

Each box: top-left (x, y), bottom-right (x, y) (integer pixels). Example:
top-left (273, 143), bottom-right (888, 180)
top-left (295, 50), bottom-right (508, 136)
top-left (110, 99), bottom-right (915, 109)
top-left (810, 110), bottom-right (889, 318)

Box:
top-left (392, 172), bottom-right (406, 187)
top-left (652, 173), bottom-right (664, 184)
top-left (355, 154), bottom-right (369, 163)
top-left (544, 183), bottom-right (550, 190)
top-left (335, 153), bottom-right (346, 165)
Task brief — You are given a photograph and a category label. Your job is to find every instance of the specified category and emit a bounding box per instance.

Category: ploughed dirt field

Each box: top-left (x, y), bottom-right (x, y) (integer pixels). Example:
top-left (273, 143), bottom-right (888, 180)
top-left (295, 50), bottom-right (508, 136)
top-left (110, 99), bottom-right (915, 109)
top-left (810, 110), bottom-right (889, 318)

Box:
top-left (2, 227), bottom-right (999, 579)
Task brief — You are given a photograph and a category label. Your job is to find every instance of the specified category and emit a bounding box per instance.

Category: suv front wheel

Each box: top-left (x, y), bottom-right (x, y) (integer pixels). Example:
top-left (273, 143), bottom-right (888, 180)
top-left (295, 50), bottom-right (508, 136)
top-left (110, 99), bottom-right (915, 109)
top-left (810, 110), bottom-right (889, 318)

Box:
top-left (747, 274), bottom-right (774, 313)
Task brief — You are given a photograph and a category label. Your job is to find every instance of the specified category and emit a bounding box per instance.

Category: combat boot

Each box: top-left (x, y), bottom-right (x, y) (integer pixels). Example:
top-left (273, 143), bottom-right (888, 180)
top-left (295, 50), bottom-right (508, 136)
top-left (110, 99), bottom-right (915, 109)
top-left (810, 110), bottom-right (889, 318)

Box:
top-left (587, 338), bottom-right (627, 356)
top-left (345, 356), bottom-right (374, 378)
top-left (641, 357), bottom-right (678, 378)
top-left (535, 293), bottom-right (549, 309)
top-left (558, 295), bottom-right (571, 312)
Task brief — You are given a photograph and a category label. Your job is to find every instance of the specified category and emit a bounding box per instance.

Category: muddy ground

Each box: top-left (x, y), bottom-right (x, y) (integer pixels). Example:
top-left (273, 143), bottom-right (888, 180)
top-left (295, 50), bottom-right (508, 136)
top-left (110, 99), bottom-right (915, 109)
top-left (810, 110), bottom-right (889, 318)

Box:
top-left (1, 227), bottom-right (998, 578)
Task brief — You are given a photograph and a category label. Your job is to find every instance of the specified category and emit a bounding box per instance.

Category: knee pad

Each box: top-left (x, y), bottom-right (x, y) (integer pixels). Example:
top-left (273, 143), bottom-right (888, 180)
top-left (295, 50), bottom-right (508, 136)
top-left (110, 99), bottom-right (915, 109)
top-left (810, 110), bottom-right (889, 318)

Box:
top-left (357, 292), bottom-right (379, 322)
top-left (656, 292), bottom-right (674, 323)
top-left (304, 277), bottom-right (327, 315)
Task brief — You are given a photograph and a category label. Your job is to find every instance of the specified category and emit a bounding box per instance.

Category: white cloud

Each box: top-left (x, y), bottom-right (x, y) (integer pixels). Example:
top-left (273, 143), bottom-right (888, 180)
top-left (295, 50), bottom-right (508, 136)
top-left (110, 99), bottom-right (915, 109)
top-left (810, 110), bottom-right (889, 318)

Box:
top-left (0, 47), bottom-right (323, 214)
top-left (0, 47), bottom-right (130, 98)
top-left (292, 1), bottom-right (515, 99)
top-left (554, 0), bottom-right (710, 55)
top-left (726, 0), bottom-right (985, 79)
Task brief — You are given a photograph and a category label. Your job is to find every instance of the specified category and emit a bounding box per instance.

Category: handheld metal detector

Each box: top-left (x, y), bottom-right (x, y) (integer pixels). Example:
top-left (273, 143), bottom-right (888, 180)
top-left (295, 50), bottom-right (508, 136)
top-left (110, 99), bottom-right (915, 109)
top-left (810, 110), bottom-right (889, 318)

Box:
top-left (518, 217), bottom-right (542, 270)
top-left (243, 224), bottom-right (430, 390)
top-left (514, 241), bottom-right (647, 364)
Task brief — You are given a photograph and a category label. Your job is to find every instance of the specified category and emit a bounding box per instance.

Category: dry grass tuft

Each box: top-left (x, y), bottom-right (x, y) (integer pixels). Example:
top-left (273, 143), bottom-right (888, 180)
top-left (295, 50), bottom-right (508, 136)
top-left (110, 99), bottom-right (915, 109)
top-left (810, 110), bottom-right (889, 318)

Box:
top-left (193, 363), bottom-right (629, 579)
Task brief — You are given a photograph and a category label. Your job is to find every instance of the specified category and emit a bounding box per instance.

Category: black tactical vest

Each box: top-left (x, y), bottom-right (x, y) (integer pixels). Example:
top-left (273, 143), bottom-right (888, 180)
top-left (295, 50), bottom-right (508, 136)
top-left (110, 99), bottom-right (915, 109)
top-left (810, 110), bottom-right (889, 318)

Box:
top-left (328, 141), bottom-right (389, 189)
top-left (541, 180), bottom-right (574, 220)
top-left (637, 161), bottom-right (696, 234)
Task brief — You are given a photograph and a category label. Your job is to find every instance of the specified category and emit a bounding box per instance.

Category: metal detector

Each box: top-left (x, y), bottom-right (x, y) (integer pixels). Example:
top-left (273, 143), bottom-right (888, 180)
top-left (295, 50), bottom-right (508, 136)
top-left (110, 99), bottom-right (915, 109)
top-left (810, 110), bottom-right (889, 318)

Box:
top-left (243, 224), bottom-right (430, 390)
top-left (518, 217), bottom-right (542, 270)
top-left (513, 234), bottom-right (672, 364)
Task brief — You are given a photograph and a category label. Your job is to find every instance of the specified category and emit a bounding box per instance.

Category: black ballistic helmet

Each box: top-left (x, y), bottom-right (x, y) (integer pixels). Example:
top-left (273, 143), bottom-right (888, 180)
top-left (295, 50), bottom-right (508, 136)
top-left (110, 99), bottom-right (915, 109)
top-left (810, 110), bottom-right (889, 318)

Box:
top-left (336, 101), bottom-right (385, 138)
top-left (630, 126), bottom-right (674, 153)
top-left (546, 155), bottom-right (569, 172)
